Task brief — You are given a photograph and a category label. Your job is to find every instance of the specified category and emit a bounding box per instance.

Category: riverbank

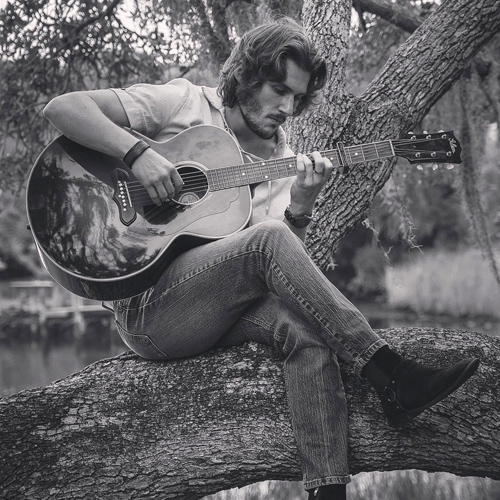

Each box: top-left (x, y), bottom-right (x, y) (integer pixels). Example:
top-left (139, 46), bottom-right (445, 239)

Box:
top-left (355, 300), bottom-right (500, 336)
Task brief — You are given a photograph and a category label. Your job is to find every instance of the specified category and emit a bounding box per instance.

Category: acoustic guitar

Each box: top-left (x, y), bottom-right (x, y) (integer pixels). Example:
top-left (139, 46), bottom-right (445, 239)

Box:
top-left (26, 125), bottom-right (461, 300)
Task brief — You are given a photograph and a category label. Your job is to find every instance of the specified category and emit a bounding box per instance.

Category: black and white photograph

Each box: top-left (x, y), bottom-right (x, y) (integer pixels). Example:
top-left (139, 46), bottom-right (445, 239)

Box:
top-left (1, 0), bottom-right (499, 498)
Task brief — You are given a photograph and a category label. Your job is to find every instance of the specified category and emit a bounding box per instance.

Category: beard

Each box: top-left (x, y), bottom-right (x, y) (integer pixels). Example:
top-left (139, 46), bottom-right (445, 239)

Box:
top-left (237, 92), bottom-right (280, 140)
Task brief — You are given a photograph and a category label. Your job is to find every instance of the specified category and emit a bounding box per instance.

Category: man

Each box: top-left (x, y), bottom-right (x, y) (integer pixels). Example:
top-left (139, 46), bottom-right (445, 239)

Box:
top-left (43, 17), bottom-right (479, 500)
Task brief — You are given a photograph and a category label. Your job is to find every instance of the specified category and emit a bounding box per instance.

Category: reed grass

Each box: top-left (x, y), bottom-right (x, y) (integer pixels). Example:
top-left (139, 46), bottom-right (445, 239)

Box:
top-left (385, 248), bottom-right (500, 319)
top-left (202, 471), bottom-right (500, 499)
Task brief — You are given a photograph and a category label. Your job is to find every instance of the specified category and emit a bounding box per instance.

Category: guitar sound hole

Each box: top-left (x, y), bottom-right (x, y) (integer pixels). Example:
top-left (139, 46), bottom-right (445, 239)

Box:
top-left (173, 165), bottom-right (209, 205)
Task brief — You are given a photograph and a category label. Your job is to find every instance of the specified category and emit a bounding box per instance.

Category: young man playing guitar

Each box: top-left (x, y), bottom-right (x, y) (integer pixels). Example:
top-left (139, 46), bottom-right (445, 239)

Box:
top-left (43, 18), bottom-right (479, 500)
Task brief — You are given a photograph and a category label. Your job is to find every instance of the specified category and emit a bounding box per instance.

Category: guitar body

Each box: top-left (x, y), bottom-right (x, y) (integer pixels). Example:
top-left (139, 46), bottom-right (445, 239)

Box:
top-left (26, 125), bottom-right (252, 300)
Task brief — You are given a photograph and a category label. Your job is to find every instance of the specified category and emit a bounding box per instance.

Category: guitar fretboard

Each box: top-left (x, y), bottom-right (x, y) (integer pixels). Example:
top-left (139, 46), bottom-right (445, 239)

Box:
top-left (207, 140), bottom-right (395, 191)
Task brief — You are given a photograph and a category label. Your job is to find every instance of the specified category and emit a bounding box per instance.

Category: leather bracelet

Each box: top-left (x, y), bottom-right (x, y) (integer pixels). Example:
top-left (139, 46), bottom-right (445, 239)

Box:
top-left (123, 140), bottom-right (150, 169)
top-left (284, 205), bottom-right (313, 228)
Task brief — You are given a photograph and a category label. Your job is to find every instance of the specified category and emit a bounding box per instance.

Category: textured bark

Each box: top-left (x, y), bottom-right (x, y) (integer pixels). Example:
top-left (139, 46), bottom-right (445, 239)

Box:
top-left (295, 0), bottom-right (500, 269)
top-left (1, 328), bottom-right (498, 499)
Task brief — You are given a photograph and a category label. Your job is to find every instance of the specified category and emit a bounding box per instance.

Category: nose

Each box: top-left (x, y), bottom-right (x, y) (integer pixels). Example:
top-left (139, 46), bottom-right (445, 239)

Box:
top-left (278, 94), bottom-right (295, 117)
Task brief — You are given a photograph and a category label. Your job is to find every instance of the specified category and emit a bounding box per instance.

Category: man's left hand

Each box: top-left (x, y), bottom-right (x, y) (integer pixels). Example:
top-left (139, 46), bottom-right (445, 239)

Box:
top-left (290, 151), bottom-right (333, 215)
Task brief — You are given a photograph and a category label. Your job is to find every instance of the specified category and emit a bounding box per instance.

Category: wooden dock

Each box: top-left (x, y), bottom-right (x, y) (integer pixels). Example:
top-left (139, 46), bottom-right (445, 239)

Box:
top-left (8, 280), bottom-right (112, 335)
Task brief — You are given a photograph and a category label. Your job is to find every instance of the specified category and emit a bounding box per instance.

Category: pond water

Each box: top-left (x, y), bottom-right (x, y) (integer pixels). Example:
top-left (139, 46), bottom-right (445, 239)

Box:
top-left (1, 302), bottom-right (497, 397)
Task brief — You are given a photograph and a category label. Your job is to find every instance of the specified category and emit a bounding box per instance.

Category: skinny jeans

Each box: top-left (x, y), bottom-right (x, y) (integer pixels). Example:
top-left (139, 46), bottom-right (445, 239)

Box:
top-left (113, 220), bottom-right (387, 489)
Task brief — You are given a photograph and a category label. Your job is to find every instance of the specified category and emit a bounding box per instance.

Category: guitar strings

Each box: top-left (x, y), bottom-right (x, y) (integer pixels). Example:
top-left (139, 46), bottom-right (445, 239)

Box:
top-left (123, 138), bottom-right (451, 203)
top-left (126, 150), bottom-right (449, 197)
top-left (124, 138), bottom-right (443, 192)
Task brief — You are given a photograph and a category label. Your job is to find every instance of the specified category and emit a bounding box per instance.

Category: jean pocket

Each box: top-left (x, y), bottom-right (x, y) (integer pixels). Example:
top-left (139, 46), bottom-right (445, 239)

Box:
top-left (115, 322), bottom-right (170, 360)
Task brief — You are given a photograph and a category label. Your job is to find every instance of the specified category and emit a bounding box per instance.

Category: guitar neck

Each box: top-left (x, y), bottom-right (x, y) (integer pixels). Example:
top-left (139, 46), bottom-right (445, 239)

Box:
top-left (207, 139), bottom-right (395, 190)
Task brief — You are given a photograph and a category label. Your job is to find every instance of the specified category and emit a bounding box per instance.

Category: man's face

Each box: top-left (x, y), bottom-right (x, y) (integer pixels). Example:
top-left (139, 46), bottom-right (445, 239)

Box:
top-left (238, 59), bottom-right (311, 140)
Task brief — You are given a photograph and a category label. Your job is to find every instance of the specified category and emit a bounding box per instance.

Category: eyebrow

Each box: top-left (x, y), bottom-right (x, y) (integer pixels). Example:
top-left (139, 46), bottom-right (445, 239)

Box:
top-left (274, 82), bottom-right (307, 97)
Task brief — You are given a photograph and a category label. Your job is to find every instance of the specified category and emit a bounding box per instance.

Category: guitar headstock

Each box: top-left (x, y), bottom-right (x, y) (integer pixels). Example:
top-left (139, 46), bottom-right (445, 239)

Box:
top-left (392, 131), bottom-right (462, 166)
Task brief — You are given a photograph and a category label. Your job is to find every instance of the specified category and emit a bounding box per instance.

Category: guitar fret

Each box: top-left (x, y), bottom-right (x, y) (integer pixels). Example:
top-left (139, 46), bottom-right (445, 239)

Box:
top-left (224, 166), bottom-right (232, 187)
top-left (347, 145), bottom-right (365, 163)
top-left (261, 161), bottom-right (270, 181)
top-left (208, 138), bottom-right (403, 192)
top-left (229, 165), bottom-right (238, 187)
top-left (346, 147), bottom-right (353, 165)
top-left (273, 159), bottom-right (280, 179)
top-left (326, 150), bottom-right (341, 168)
top-left (236, 164), bottom-right (245, 184)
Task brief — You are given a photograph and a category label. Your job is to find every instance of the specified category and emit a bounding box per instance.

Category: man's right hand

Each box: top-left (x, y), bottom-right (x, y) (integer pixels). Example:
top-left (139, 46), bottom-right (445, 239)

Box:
top-left (131, 148), bottom-right (184, 206)
top-left (43, 90), bottom-right (184, 206)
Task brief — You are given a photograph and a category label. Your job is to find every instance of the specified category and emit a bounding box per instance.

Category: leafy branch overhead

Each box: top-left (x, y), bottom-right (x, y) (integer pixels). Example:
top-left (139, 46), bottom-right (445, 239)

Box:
top-left (0, 0), bottom-right (499, 275)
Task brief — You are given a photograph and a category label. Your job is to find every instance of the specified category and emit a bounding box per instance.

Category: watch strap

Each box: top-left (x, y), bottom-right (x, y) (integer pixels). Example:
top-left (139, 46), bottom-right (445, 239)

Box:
top-left (284, 205), bottom-right (313, 228)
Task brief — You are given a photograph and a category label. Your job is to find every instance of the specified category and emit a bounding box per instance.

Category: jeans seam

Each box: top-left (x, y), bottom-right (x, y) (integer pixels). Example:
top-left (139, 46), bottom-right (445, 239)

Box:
top-left (122, 249), bottom-right (268, 311)
top-left (303, 475), bottom-right (351, 489)
top-left (240, 313), bottom-right (275, 332)
top-left (266, 257), bottom-right (357, 359)
top-left (115, 320), bottom-right (172, 360)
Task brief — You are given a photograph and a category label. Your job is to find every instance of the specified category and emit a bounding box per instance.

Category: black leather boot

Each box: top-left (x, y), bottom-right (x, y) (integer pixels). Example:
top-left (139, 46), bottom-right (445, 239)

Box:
top-left (307, 484), bottom-right (347, 500)
top-left (363, 346), bottom-right (480, 427)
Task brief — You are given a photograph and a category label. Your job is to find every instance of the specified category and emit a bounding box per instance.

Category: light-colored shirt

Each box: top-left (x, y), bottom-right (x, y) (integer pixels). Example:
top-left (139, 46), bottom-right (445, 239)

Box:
top-left (111, 78), bottom-right (295, 225)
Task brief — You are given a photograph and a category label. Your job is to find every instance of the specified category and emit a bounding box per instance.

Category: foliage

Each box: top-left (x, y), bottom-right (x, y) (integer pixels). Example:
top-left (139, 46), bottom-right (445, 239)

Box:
top-left (337, 5), bottom-right (500, 297)
top-left (385, 248), bottom-right (500, 319)
top-left (0, 0), bottom-right (304, 194)
top-left (0, 0), bottom-right (167, 192)
top-left (1, 0), bottom-right (499, 289)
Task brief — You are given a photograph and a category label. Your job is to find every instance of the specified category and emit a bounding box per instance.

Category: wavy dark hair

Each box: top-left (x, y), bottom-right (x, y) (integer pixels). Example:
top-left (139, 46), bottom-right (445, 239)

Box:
top-left (218, 18), bottom-right (327, 116)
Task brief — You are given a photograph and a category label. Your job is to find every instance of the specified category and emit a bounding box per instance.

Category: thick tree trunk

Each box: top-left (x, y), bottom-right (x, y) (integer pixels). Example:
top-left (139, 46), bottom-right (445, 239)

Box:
top-left (1, 328), bottom-right (498, 499)
top-left (294, 0), bottom-right (500, 268)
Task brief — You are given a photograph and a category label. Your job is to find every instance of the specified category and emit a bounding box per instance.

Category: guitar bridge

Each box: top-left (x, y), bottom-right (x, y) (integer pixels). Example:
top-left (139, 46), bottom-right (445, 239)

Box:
top-left (112, 169), bottom-right (137, 226)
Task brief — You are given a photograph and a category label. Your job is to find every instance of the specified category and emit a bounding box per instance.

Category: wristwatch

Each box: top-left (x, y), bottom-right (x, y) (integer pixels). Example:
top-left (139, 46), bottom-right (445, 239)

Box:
top-left (284, 205), bottom-right (313, 228)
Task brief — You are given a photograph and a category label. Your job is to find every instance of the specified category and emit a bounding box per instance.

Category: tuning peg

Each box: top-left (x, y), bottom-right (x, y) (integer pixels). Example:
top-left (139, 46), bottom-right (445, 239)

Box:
top-left (416, 164), bottom-right (424, 170)
top-left (432, 163), bottom-right (439, 170)
top-left (446, 164), bottom-right (455, 170)
top-left (423, 130), bottom-right (428, 134)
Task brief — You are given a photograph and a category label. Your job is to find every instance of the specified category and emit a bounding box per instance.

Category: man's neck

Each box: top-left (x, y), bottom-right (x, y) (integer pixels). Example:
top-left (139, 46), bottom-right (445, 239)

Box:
top-left (224, 105), bottom-right (277, 160)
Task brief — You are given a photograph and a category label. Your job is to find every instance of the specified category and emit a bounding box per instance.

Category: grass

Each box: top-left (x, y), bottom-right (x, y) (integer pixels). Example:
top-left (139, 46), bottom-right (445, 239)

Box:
top-left (202, 471), bottom-right (500, 499)
top-left (385, 248), bottom-right (500, 320)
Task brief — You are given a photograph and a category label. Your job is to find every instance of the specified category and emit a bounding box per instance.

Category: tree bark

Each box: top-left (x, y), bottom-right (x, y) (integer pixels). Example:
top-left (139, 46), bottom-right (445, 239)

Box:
top-left (353, 0), bottom-right (493, 76)
top-left (1, 328), bottom-right (498, 499)
top-left (294, 0), bottom-right (500, 268)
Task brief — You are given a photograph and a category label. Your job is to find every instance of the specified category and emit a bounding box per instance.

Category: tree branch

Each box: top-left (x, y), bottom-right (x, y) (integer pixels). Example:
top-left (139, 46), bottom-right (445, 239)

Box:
top-left (1, 328), bottom-right (498, 499)
top-left (353, 0), bottom-right (422, 33)
top-left (352, 0), bottom-right (492, 76)
top-left (303, 0), bottom-right (500, 268)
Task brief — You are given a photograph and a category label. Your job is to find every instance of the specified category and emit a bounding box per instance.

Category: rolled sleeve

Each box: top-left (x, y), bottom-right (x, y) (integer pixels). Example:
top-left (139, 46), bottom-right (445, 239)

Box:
top-left (111, 79), bottom-right (191, 139)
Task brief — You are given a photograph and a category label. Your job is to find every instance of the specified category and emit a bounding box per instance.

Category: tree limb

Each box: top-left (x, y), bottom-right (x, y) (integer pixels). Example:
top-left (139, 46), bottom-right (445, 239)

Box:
top-left (1, 328), bottom-right (498, 499)
top-left (301, 0), bottom-right (500, 269)
top-left (352, 0), bottom-right (492, 76)
top-left (353, 0), bottom-right (422, 33)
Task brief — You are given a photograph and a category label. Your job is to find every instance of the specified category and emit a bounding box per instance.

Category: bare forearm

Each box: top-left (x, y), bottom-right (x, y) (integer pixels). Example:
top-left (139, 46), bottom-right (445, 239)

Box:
top-left (43, 92), bottom-right (136, 159)
top-left (44, 90), bottom-right (184, 206)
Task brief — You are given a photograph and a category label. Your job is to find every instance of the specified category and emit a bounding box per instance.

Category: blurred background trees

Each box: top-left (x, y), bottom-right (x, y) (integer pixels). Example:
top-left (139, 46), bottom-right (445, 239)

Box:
top-left (1, 0), bottom-right (499, 307)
